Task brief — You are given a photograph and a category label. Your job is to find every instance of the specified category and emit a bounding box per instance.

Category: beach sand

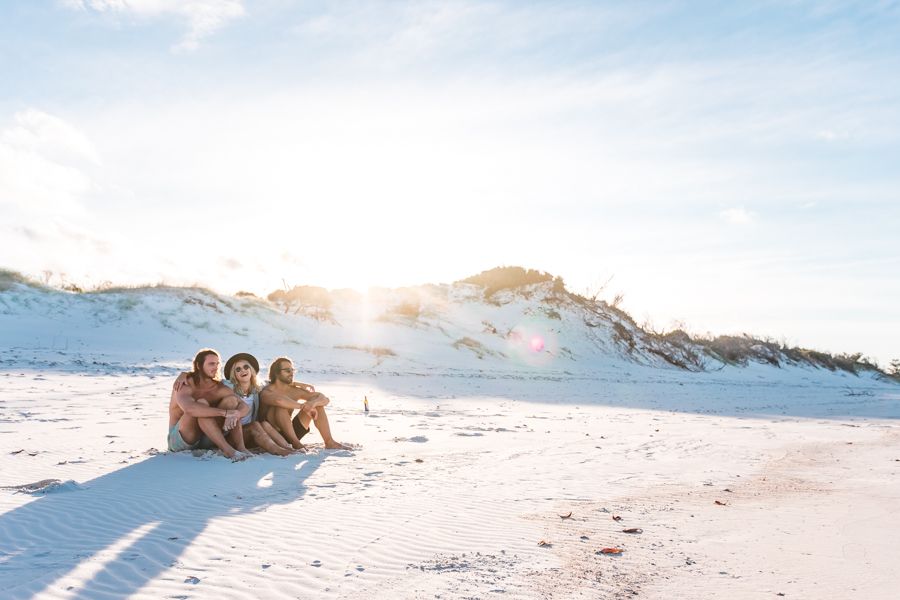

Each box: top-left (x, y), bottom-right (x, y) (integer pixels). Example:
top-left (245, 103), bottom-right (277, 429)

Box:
top-left (2, 370), bottom-right (898, 599)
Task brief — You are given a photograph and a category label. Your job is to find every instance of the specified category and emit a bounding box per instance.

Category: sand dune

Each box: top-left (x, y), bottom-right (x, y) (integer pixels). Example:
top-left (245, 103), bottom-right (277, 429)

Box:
top-left (1, 278), bottom-right (898, 597)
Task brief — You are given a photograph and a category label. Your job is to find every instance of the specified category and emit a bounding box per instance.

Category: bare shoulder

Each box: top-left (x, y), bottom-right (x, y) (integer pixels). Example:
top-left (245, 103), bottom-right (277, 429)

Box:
top-left (174, 378), bottom-right (197, 398)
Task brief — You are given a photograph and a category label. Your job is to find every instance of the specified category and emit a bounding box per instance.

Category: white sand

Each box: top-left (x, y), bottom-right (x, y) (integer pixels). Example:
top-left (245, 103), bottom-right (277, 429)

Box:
top-left (2, 370), bottom-right (898, 599)
top-left (1, 280), bottom-right (899, 598)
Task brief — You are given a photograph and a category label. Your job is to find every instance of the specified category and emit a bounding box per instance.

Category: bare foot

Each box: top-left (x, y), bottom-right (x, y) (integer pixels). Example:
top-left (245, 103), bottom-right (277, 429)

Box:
top-left (230, 450), bottom-right (251, 462)
top-left (325, 440), bottom-right (354, 450)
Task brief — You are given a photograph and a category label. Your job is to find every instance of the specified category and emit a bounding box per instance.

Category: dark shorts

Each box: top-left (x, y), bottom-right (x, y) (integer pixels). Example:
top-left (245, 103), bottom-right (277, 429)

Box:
top-left (292, 415), bottom-right (310, 440)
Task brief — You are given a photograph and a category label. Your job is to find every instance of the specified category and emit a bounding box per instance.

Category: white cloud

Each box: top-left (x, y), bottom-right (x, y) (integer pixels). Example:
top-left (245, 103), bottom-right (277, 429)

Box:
top-left (0, 110), bottom-right (121, 286)
top-left (720, 207), bottom-right (756, 225)
top-left (0, 109), bottom-right (101, 214)
top-left (2, 108), bottom-right (101, 165)
top-left (62, 0), bottom-right (245, 51)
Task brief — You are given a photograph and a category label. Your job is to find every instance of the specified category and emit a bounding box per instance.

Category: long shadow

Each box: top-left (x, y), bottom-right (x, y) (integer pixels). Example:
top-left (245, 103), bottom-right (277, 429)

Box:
top-left (0, 451), bottom-right (331, 598)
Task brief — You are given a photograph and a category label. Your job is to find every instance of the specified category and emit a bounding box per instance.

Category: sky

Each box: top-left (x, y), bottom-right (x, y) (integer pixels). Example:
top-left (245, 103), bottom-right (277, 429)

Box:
top-left (1, 0), bottom-right (898, 366)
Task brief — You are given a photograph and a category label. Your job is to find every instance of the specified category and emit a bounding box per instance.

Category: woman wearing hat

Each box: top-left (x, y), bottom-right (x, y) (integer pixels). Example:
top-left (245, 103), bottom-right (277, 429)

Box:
top-left (220, 352), bottom-right (296, 456)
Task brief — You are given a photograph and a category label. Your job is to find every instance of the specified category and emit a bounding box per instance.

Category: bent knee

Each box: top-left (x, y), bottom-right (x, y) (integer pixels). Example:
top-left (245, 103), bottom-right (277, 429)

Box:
top-left (196, 399), bottom-right (210, 406)
top-left (219, 396), bottom-right (240, 409)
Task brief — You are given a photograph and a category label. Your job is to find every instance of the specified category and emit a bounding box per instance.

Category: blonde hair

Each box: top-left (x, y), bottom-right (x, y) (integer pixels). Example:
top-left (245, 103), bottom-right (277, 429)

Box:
top-left (228, 361), bottom-right (261, 395)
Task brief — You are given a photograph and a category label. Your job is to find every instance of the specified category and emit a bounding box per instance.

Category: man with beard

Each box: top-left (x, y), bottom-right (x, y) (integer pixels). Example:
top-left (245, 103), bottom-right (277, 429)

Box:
top-left (168, 348), bottom-right (251, 460)
top-left (260, 356), bottom-right (351, 450)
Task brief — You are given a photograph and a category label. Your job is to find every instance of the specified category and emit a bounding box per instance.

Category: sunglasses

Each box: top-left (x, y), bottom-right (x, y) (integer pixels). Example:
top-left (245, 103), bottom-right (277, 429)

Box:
top-left (233, 365), bottom-right (253, 373)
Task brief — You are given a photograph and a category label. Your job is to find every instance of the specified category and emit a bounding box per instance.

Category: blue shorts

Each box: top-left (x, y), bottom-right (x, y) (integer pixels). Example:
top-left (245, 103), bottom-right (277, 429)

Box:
top-left (168, 419), bottom-right (214, 452)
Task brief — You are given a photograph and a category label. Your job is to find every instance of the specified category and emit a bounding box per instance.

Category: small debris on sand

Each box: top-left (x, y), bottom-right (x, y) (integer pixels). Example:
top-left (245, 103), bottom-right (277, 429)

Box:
top-left (1, 479), bottom-right (83, 494)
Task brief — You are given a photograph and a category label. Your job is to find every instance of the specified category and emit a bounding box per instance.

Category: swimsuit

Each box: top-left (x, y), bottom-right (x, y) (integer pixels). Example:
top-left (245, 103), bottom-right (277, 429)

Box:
top-left (292, 414), bottom-right (310, 440)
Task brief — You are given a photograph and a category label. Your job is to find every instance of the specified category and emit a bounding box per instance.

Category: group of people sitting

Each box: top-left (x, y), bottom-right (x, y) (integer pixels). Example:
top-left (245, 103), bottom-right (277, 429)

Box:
top-left (167, 349), bottom-right (351, 460)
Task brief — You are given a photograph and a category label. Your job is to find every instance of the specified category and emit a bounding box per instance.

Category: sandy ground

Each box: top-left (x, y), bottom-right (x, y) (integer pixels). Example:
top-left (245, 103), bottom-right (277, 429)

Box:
top-left (1, 370), bottom-right (899, 599)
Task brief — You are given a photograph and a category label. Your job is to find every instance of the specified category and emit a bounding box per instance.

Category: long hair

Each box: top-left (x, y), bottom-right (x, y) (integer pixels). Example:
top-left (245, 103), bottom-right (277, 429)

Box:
top-left (268, 356), bottom-right (292, 383)
top-left (190, 348), bottom-right (220, 385)
top-left (229, 363), bottom-right (260, 395)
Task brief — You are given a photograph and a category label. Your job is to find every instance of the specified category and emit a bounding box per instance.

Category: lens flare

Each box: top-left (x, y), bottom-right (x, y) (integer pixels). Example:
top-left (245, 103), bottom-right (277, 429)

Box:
top-left (507, 319), bottom-right (558, 367)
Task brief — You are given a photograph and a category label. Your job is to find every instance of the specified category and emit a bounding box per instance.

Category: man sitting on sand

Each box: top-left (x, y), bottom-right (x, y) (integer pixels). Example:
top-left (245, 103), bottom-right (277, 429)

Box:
top-left (168, 348), bottom-right (251, 460)
top-left (260, 356), bottom-right (351, 450)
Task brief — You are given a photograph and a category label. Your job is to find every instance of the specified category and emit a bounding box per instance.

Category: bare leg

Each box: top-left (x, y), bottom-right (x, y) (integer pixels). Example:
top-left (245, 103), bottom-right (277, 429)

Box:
top-left (246, 422), bottom-right (290, 456)
top-left (177, 413), bottom-right (204, 445)
top-left (266, 407), bottom-right (305, 450)
top-left (243, 422), bottom-right (264, 450)
top-left (303, 406), bottom-right (351, 450)
top-left (261, 421), bottom-right (293, 451)
top-left (197, 398), bottom-right (240, 459)
top-left (227, 422), bottom-right (248, 453)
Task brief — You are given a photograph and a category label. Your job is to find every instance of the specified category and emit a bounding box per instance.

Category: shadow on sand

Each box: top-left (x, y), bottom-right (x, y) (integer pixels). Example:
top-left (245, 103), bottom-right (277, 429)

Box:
top-left (324, 369), bottom-right (900, 420)
top-left (0, 451), bottom-right (339, 598)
